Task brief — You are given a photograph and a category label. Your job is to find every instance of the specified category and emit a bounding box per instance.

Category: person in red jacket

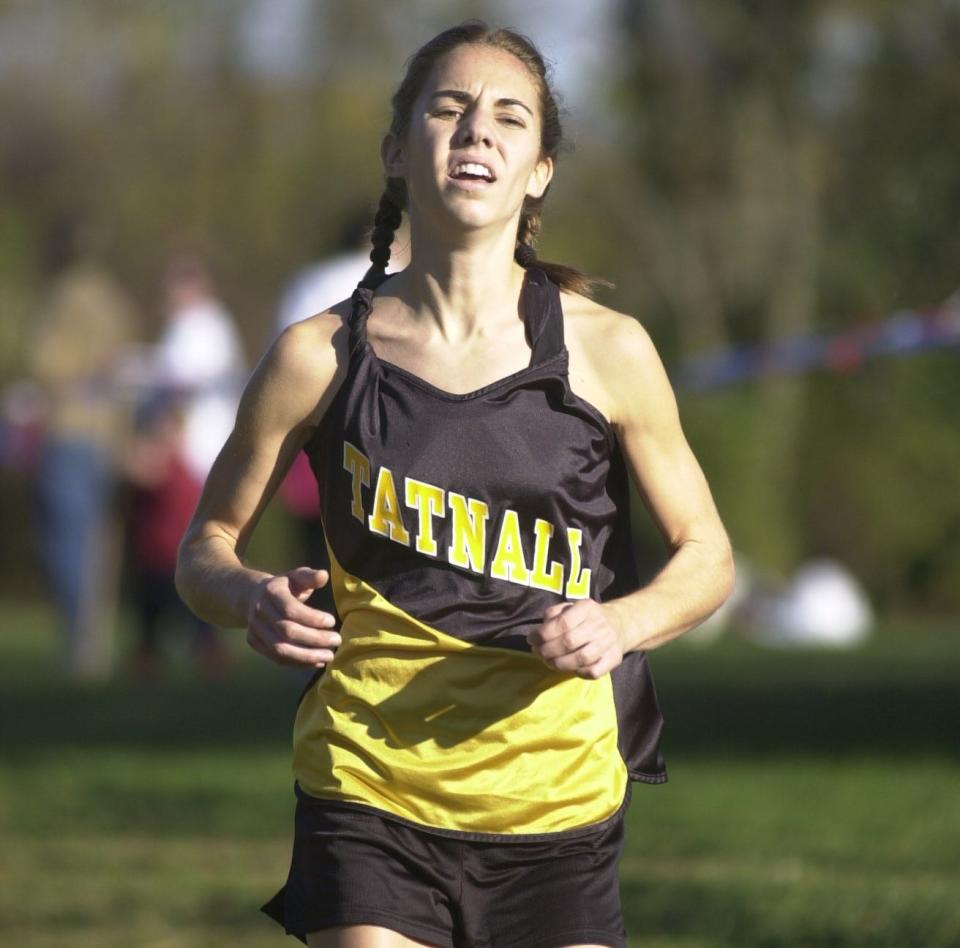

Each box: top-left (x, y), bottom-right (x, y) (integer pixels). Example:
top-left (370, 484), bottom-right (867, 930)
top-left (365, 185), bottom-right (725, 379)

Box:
top-left (124, 395), bottom-right (226, 678)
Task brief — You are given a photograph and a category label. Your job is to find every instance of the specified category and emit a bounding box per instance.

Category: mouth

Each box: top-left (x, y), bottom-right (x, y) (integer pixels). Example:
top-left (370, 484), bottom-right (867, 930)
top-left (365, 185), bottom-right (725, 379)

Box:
top-left (448, 160), bottom-right (497, 186)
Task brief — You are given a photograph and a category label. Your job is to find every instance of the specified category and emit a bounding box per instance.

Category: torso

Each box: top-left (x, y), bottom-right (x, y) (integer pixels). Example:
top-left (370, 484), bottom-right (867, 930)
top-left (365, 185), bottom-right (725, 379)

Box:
top-left (289, 268), bottom-right (667, 839)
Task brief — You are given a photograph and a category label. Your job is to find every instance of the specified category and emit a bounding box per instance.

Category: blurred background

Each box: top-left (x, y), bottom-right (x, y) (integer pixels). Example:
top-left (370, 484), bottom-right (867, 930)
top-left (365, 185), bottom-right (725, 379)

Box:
top-left (0, 1), bottom-right (957, 946)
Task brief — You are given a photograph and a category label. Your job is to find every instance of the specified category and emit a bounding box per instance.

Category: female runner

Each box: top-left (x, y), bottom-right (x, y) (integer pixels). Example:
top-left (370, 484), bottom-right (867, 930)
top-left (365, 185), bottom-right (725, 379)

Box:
top-left (177, 21), bottom-right (735, 948)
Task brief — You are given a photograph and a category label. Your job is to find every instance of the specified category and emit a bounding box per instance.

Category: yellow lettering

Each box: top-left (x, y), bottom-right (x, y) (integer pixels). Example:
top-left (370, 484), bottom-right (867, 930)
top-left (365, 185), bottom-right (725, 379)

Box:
top-left (405, 478), bottom-right (446, 556)
top-left (448, 493), bottom-right (489, 573)
top-left (368, 466), bottom-right (410, 545)
top-left (530, 519), bottom-right (564, 593)
top-left (490, 509), bottom-right (531, 586)
top-left (565, 527), bottom-right (591, 599)
top-left (342, 441), bottom-right (370, 523)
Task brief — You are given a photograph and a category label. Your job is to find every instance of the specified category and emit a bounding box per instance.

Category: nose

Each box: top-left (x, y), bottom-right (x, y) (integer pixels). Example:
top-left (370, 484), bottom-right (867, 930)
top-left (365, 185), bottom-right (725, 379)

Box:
top-left (455, 105), bottom-right (495, 148)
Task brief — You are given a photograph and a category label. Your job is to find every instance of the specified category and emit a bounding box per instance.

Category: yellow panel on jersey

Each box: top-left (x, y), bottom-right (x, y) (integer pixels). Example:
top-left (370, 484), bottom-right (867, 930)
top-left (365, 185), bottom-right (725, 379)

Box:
top-left (293, 549), bottom-right (628, 836)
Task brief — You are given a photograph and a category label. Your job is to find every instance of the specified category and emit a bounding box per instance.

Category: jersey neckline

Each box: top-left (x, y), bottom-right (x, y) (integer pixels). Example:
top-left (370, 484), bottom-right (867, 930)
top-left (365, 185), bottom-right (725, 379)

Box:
top-left (365, 345), bottom-right (570, 403)
top-left (348, 267), bottom-right (567, 401)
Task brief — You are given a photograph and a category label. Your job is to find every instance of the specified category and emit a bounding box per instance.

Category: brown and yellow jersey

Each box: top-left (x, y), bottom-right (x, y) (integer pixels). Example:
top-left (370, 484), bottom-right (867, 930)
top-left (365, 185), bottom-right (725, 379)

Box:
top-left (293, 268), bottom-right (666, 841)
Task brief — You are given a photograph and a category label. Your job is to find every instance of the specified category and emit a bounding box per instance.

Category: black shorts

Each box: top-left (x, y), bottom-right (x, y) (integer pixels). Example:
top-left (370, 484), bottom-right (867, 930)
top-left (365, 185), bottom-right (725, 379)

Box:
top-left (261, 788), bottom-right (629, 948)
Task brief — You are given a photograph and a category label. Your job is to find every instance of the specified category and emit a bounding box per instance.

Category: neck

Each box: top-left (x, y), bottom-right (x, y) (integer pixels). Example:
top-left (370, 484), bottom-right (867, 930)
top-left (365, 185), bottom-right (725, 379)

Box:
top-left (394, 216), bottom-right (529, 342)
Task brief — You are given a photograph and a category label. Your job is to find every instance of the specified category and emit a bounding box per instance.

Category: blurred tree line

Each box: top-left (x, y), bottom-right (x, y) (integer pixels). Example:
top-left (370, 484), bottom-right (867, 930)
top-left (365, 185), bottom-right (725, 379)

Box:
top-left (606, 0), bottom-right (960, 611)
top-left (1, 0), bottom-right (958, 612)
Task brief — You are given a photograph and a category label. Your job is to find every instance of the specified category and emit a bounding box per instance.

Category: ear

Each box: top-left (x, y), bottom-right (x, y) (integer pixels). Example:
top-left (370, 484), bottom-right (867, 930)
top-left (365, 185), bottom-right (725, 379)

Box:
top-left (525, 155), bottom-right (554, 200)
top-left (381, 132), bottom-right (406, 179)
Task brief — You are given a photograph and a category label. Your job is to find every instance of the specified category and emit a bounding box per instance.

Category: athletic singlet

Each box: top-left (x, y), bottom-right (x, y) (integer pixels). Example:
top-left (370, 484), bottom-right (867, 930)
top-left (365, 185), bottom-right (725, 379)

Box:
top-left (293, 267), bottom-right (666, 841)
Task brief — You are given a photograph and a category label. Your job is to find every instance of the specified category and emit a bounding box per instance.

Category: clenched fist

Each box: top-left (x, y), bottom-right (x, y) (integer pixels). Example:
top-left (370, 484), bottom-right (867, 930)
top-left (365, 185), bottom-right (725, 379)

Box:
top-left (246, 567), bottom-right (340, 668)
top-left (527, 600), bottom-right (626, 679)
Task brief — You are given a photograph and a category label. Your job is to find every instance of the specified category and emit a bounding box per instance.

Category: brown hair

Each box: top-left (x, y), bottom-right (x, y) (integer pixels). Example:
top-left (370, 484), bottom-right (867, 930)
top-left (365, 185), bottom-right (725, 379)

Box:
top-left (361, 21), bottom-right (605, 296)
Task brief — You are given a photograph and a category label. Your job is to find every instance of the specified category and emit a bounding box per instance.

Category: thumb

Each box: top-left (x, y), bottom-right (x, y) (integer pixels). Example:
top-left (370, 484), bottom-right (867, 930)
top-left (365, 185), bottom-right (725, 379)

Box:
top-left (288, 566), bottom-right (330, 598)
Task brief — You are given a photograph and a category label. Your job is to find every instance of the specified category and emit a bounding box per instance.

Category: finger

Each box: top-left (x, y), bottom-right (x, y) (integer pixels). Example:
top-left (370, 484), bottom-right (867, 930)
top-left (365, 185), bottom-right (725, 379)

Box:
top-left (259, 590), bottom-right (336, 630)
top-left (248, 616), bottom-right (338, 667)
top-left (529, 602), bottom-right (572, 646)
top-left (271, 638), bottom-right (337, 668)
top-left (543, 639), bottom-right (603, 672)
top-left (249, 603), bottom-right (341, 650)
top-left (533, 620), bottom-right (597, 660)
top-left (288, 567), bottom-right (330, 597)
top-left (278, 620), bottom-right (342, 650)
top-left (575, 652), bottom-right (619, 680)
top-left (534, 602), bottom-right (589, 647)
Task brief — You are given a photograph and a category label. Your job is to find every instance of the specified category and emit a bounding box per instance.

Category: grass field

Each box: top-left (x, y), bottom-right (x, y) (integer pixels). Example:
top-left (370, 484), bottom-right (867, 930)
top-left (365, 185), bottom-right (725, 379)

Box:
top-left (1, 604), bottom-right (958, 947)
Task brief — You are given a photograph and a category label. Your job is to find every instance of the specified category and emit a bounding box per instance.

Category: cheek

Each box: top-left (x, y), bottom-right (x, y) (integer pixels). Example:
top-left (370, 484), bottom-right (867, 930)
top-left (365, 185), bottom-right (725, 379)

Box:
top-left (511, 150), bottom-right (543, 191)
top-left (410, 130), bottom-right (450, 178)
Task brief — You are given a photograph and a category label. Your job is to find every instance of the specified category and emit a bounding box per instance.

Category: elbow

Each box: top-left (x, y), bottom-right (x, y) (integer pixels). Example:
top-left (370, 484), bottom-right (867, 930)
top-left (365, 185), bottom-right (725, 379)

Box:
top-left (715, 534), bottom-right (737, 607)
top-left (174, 533), bottom-right (203, 618)
top-left (173, 549), bottom-right (194, 615)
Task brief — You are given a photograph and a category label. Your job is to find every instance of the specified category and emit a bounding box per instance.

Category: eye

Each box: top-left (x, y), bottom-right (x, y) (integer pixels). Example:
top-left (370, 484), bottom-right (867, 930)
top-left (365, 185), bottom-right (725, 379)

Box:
top-left (435, 108), bottom-right (463, 119)
top-left (499, 115), bottom-right (526, 128)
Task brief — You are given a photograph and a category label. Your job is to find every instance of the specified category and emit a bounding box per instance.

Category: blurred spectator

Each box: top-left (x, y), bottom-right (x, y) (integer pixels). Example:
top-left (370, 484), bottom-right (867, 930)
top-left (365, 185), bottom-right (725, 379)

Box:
top-left (121, 394), bottom-right (226, 679)
top-left (275, 210), bottom-right (373, 333)
top-left (26, 212), bottom-right (140, 678)
top-left (151, 255), bottom-right (247, 483)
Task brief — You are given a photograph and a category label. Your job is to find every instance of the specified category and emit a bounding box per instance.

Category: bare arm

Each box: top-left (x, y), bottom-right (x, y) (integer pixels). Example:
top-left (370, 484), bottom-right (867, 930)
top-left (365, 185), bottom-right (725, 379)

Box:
top-left (604, 318), bottom-right (735, 649)
top-left (175, 308), bottom-right (349, 667)
top-left (529, 309), bottom-right (735, 677)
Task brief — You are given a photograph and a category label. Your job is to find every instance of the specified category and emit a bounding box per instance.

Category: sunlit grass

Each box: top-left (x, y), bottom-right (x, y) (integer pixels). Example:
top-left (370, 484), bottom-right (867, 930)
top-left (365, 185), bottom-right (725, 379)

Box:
top-left (2, 602), bottom-right (958, 946)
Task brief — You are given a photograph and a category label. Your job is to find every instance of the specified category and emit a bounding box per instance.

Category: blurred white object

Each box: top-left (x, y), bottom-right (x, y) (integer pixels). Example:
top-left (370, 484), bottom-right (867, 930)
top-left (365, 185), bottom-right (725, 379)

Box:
top-left (152, 297), bottom-right (247, 481)
top-left (749, 558), bottom-right (873, 648)
top-left (276, 250), bottom-right (372, 332)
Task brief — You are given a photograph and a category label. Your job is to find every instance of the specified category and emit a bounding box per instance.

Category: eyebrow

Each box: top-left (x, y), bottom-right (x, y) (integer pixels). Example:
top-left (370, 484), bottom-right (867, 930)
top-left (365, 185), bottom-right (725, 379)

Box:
top-left (429, 89), bottom-right (534, 117)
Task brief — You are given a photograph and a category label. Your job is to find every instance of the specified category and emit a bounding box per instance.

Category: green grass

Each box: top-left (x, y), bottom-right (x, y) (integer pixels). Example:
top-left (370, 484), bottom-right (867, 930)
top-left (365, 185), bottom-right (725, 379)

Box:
top-left (1, 605), bottom-right (958, 946)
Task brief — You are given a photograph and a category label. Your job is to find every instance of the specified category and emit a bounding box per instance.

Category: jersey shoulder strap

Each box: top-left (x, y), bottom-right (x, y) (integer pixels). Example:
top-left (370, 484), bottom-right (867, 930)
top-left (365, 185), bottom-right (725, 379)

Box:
top-left (523, 266), bottom-right (565, 364)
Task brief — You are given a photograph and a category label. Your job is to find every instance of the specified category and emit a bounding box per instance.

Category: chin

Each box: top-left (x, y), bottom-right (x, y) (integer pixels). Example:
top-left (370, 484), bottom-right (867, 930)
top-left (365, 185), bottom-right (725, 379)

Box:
top-left (445, 193), bottom-right (513, 229)
top-left (410, 184), bottom-right (513, 236)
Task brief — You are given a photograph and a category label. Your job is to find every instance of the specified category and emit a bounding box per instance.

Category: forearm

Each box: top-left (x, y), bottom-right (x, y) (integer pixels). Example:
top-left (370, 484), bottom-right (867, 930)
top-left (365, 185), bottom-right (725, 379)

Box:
top-left (606, 532), bottom-right (735, 653)
top-left (175, 530), bottom-right (272, 629)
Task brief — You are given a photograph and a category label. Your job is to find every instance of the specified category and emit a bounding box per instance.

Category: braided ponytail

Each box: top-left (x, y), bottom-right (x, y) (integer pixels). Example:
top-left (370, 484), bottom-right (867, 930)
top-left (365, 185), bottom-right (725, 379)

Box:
top-left (360, 183), bottom-right (405, 290)
top-left (514, 203), bottom-right (540, 268)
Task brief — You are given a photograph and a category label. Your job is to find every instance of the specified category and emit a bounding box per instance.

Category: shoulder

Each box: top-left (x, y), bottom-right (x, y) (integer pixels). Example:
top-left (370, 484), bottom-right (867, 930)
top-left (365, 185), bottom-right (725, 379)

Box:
top-left (242, 299), bottom-right (353, 430)
top-left (560, 290), bottom-right (675, 433)
top-left (271, 299), bottom-right (350, 369)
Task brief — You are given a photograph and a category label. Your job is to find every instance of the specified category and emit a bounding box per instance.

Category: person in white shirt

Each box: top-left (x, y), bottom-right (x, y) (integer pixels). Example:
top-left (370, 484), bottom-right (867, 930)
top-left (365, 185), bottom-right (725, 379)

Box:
top-left (153, 256), bottom-right (247, 483)
top-left (275, 210), bottom-right (409, 335)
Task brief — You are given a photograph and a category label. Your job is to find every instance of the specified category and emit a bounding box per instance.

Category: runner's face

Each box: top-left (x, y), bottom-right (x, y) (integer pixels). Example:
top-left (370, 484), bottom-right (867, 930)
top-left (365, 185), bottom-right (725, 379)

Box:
top-left (383, 44), bottom-right (553, 235)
